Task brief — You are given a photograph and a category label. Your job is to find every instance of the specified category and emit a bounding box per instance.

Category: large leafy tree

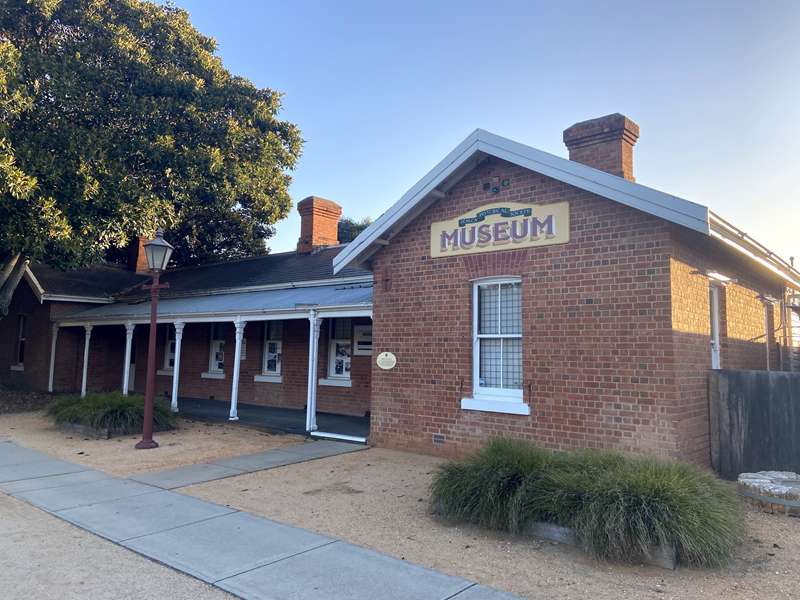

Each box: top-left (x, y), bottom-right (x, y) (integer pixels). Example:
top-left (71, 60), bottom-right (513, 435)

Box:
top-left (0, 0), bottom-right (302, 312)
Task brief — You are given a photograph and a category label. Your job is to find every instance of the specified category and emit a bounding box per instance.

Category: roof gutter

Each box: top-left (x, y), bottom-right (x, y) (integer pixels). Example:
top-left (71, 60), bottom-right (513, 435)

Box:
top-left (709, 212), bottom-right (800, 290)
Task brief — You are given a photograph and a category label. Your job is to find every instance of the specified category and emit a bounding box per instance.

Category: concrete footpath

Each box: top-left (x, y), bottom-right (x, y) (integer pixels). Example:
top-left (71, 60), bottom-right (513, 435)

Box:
top-left (0, 439), bottom-right (521, 600)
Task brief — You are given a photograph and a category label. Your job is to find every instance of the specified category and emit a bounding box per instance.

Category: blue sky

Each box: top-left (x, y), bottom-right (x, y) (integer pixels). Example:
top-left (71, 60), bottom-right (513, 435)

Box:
top-left (174, 0), bottom-right (800, 263)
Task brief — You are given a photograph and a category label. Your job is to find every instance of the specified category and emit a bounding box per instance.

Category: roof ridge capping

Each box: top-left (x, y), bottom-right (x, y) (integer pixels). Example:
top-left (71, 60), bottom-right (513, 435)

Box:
top-left (332, 127), bottom-right (799, 290)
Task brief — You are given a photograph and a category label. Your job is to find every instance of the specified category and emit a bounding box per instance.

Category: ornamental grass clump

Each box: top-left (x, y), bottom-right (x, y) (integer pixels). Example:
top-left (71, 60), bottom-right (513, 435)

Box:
top-left (431, 439), bottom-right (744, 567)
top-left (47, 392), bottom-right (176, 436)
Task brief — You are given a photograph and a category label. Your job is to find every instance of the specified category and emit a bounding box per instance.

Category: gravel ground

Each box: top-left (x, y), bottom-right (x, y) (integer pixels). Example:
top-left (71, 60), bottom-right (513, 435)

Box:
top-left (0, 386), bottom-right (52, 414)
top-left (0, 493), bottom-right (232, 600)
top-left (184, 447), bottom-right (800, 600)
top-left (0, 410), bottom-right (304, 476)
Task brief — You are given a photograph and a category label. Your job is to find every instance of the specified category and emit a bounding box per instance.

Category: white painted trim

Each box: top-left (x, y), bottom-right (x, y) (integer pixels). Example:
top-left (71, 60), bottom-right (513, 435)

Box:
top-left (80, 325), bottom-right (92, 398)
top-left (9, 364), bottom-right (24, 372)
top-left (310, 431), bottom-right (367, 444)
top-left (48, 324), bottom-right (59, 392)
top-left (57, 304), bottom-right (373, 328)
top-left (170, 322), bottom-right (184, 412)
top-left (710, 286), bottom-right (721, 370)
top-left (201, 371), bottom-right (225, 380)
top-left (229, 318), bottom-right (247, 420)
top-left (254, 374), bottom-right (283, 384)
top-left (319, 377), bottom-right (352, 388)
top-left (23, 268), bottom-right (45, 303)
top-left (306, 310), bottom-right (321, 432)
top-left (333, 128), bottom-right (711, 273)
top-left (461, 397), bottom-right (531, 415)
top-left (42, 294), bottom-right (114, 304)
top-left (122, 322), bottom-right (135, 396)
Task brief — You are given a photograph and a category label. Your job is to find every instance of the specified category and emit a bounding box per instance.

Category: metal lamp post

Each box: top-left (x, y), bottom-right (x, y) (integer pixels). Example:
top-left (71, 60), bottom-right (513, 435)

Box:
top-left (135, 229), bottom-right (173, 450)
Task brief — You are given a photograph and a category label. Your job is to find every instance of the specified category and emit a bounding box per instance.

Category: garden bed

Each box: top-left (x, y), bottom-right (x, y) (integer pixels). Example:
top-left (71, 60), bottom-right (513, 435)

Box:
top-left (47, 392), bottom-right (176, 437)
top-left (431, 439), bottom-right (744, 568)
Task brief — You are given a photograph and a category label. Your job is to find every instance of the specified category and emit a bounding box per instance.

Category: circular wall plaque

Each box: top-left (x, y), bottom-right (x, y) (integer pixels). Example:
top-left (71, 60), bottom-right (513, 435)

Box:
top-left (376, 351), bottom-right (397, 370)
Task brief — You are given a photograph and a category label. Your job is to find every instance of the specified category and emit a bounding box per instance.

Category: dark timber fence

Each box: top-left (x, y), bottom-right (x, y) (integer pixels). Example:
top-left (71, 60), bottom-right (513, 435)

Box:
top-left (709, 370), bottom-right (800, 480)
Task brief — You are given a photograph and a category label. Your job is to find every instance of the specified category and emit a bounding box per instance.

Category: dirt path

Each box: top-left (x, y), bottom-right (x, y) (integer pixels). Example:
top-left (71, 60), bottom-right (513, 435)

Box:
top-left (0, 411), bottom-right (304, 476)
top-left (184, 447), bottom-right (800, 600)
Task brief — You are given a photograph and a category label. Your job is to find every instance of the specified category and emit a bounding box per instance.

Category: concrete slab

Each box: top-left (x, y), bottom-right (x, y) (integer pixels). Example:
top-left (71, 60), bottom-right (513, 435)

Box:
top-left (451, 585), bottom-right (525, 599)
top-left (0, 458), bottom-right (86, 483)
top-left (59, 490), bottom-right (235, 542)
top-left (281, 440), bottom-right (365, 461)
top-left (0, 469), bottom-right (110, 494)
top-left (124, 511), bottom-right (332, 583)
top-left (217, 540), bottom-right (472, 600)
top-left (0, 443), bottom-right (53, 467)
top-left (130, 463), bottom-right (246, 489)
top-left (212, 449), bottom-right (300, 472)
top-left (15, 477), bottom-right (157, 511)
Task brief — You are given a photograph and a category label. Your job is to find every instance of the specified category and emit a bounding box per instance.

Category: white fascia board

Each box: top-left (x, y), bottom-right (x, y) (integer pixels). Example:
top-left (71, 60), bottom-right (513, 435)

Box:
top-left (23, 267), bottom-right (45, 303)
top-left (333, 128), bottom-right (712, 274)
top-left (42, 294), bottom-right (114, 304)
top-left (333, 130), bottom-right (483, 274)
top-left (57, 303), bottom-right (373, 328)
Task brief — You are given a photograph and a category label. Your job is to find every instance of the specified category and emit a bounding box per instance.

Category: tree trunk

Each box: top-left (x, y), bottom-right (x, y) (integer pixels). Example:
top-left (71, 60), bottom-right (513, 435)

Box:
top-left (0, 256), bottom-right (28, 317)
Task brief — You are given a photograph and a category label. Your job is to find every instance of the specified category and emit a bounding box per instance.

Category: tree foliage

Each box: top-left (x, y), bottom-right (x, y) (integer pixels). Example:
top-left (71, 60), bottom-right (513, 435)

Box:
top-left (0, 0), bottom-right (302, 268)
top-left (338, 215), bottom-right (372, 243)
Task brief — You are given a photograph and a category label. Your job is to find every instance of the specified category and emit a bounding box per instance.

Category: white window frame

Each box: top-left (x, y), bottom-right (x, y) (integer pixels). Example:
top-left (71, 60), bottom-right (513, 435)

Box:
top-left (353, 324), bottom-right (373, 356)
top-left (158, 325), bottom-right (176, 375)
top-left (11, 314), bottom-right (27, 371)
top-left (256, 320), bottom-right (283, 383)
top-left (203, 323), bottom-right (226, 378)
top-left (461, 277), bottom-right (529, 415)
top-left (321, 318), bottom-right (352, 387)
top-left (710, 284), bottom-right (722, 369)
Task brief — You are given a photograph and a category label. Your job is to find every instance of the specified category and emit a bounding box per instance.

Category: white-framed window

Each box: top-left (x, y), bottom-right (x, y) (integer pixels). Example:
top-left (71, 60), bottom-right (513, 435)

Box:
top-left (261, 320), bottom-right (283, 376)
top-left (327, 318), bottom-right (352, 379)
top-left (353, 324), bottom-right (372, 356)
top-left (14, 314), bottom-right (27, 368)
top-left (208, 323), bottom-right (226, 374)
top-left (163, 326), bottom-right (176, 371)
top-left (461, 278), bottom-right (528, 415)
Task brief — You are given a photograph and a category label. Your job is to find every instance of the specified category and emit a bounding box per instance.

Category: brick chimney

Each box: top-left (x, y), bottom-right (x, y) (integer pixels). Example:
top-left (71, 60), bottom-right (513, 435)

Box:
top-left (296, 196), bottom-right (342, 253)
top-left (563, 113), bottom-right (640, 181)
top-left (127, 235), bottom-right (151, 273)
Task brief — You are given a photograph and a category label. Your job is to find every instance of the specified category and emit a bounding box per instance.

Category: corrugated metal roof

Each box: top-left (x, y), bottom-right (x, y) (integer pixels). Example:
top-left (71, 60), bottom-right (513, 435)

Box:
top-left (61, 283), bottom-right (373, 324)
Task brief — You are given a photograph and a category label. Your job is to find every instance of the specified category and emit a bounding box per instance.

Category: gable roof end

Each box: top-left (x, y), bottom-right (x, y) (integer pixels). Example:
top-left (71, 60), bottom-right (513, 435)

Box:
top-left (333, 129), bottom-right (711, 274)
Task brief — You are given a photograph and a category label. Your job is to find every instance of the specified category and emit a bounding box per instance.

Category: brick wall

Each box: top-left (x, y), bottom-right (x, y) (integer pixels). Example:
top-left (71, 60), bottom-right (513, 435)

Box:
top-left (0, 282), bottom-right (51, 391)
top-left (369, 157), bottom-right (682, 459)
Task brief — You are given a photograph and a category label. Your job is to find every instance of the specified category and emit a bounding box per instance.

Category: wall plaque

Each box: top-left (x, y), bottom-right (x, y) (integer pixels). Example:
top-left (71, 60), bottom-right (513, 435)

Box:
top-left (376, 352), bottom-right (397, 370)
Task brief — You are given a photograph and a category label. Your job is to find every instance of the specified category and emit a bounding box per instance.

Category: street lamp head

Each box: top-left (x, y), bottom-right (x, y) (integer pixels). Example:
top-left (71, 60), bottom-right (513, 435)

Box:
top-left (143, 228), bottom-right (174, 273)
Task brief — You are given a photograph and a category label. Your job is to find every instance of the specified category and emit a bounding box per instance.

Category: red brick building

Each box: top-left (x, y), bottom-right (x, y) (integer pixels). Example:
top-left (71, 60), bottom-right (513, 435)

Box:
top-left (3, 114), bottom-right (799, 463)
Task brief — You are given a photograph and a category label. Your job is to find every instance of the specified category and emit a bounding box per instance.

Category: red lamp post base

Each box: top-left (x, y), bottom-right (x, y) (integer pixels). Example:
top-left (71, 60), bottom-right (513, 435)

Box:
top-left (135, 439), bottom-right (159, 450)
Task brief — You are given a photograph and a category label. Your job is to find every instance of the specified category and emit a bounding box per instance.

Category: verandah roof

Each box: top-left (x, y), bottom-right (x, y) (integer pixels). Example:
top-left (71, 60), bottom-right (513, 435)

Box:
top-left (58, 282), bottom-right (373, 326)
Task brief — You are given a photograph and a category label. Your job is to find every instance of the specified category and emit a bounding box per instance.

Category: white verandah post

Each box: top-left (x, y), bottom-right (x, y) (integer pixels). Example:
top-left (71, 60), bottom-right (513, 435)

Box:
top-left (47, 323), bottom-right (59, 393)
top-left (122, 322), bottom-right (135, 395)
top-left (170, 321), bottom-right (185, 413)
top-left (80, 325), bottom-right (93, 398)
top-left (229, 318), bottom-right (247, 420)
top-left (305, 310), bottom-right (321, 432)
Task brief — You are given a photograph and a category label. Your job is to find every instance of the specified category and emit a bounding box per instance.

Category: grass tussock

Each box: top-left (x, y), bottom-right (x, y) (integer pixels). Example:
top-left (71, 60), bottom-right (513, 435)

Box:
top-left (47, 392), bottom-right (176, 436)
top-left (431, 439), bottom-right (744, 567)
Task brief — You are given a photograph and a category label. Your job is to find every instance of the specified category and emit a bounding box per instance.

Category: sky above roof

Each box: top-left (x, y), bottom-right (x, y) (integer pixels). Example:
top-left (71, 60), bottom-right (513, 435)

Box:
top-left (172, 0), bottom-right (800, 264)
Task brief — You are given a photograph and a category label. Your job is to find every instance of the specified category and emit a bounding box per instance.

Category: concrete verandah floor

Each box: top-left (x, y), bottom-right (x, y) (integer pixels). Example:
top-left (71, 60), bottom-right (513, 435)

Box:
top-left (175, 397), bottom-right (371, 439)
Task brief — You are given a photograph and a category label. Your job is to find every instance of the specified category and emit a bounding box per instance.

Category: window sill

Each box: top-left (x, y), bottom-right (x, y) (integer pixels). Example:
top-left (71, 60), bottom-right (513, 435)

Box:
top-left (319, 377), bottom-right (352, 388)
top-left (461, 397), bottom-right (530, 415)
top-left (9, 364), bottom-right (24, 372)
top-left (201, 371), bottom-right (225, 380)
top-left (156, 369), bottom-right (174, 377)
top-left (254, 374), bottom-right (282, 384)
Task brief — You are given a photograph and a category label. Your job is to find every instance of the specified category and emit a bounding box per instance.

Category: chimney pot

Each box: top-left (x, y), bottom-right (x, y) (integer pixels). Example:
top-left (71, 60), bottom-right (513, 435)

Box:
top-left (296, 196), bottom-right (342, 253)
top-left (563, 113), bottom-right (640, 181)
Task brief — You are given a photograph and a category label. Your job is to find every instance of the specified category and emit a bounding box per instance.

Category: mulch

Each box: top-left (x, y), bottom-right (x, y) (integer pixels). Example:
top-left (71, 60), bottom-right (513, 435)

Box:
top-left (0, 386), bottom-right (53, 415)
